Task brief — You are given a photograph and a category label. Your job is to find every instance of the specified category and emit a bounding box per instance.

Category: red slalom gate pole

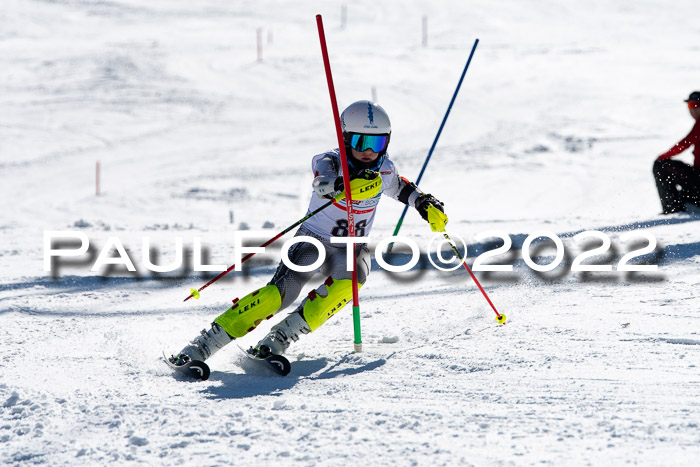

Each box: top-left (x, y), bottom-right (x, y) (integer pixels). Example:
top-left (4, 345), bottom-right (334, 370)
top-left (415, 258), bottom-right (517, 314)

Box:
top-left (316, 14), bottom-right (363, 352)
top-left (96, 161), bottom-right (100, 196)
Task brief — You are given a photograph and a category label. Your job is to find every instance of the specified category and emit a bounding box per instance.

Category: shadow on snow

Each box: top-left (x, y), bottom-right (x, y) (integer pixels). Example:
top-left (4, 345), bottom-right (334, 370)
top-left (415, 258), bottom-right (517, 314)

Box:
top-left (202, 356), bottom-right (387, 400)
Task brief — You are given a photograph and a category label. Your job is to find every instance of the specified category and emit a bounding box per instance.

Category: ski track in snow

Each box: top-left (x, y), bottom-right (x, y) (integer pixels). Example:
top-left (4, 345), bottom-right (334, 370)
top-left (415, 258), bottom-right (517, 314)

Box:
top-left (2, 0), bottom-right (700, 465)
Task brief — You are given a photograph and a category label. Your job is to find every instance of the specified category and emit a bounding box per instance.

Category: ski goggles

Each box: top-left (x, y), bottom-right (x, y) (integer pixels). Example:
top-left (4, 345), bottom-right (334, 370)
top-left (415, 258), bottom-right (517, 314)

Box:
top-left (348, 133), bottom-right (389, 153)
top-left (688, 100), bottom-right (700, 109)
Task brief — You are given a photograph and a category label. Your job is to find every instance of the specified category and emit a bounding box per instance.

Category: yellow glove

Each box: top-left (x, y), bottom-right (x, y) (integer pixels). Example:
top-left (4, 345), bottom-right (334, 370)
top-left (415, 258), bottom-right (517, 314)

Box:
top-left (416, 194), bottom-right (448, 232)
top-left (426, 204), bottom-right (448, 232)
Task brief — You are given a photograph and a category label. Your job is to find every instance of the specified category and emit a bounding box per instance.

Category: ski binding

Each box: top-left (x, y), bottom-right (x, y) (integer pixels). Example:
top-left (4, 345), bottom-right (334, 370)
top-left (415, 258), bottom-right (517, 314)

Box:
top-left (239, 345), bottom-right (291, 376)
top-left (163, 351), bottom-right (211, 381)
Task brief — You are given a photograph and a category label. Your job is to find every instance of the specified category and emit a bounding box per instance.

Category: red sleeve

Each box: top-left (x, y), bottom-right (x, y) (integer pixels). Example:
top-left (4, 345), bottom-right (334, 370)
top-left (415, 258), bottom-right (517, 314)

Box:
top-left (657, 121), bottom-right (700, 161)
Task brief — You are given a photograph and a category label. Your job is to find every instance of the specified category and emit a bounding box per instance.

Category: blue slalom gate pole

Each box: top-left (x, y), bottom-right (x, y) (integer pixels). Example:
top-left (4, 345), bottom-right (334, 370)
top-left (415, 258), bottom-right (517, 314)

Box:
top-left (387, 38), bottom-right (479, 253)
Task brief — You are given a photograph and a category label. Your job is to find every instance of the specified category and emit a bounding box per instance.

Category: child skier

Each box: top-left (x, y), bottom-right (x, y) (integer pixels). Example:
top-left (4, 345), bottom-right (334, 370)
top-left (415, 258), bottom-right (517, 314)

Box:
top-left (653, 91), bottom-right (700, 214)
top-left (170, 100), bottom-right (447, 369)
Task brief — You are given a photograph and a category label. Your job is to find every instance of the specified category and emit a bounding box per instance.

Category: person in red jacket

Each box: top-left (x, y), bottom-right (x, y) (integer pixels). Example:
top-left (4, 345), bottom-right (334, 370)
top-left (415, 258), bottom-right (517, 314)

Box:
top-left (653, 91), bottom-right (700, 214)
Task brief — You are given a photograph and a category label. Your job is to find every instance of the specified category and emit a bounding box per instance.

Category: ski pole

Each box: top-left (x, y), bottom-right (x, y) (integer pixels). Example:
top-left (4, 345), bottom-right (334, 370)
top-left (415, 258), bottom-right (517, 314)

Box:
top-left (316, 14), bottom-right (363, 353)
top-left (437, 221), bottom-right (506, 325)
top-left (183, 192), bottom-right (344, 302)
top-left (387, 39), bottom-right (479, 254)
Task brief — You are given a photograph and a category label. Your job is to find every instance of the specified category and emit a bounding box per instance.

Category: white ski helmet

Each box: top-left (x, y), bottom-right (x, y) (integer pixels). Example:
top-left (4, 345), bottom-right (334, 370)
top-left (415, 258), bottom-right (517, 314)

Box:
top-left (340, 100), bottom-right (391, 171)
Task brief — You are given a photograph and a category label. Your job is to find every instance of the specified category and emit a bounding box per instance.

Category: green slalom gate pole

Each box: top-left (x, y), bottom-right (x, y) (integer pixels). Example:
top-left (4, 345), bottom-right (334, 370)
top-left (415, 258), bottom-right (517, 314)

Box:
top-left (387, 39), bottom-right (479, 254)
top-left (316, 14), bottom-right (363, 352)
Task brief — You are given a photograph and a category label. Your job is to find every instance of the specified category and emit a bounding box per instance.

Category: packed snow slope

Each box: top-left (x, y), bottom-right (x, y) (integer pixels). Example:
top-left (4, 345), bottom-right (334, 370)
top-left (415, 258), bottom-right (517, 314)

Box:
top-left (1, 0), bottom-right (699, 465)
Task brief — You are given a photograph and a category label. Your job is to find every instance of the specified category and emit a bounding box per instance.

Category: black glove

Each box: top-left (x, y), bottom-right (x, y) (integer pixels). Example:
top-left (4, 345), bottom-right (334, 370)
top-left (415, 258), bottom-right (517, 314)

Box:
top-left (332, 176), bottom-right (344, 193)
top-left (415, 193), bottom-right (445, 221)
top-left (353, 169), bottom-right (380, 181)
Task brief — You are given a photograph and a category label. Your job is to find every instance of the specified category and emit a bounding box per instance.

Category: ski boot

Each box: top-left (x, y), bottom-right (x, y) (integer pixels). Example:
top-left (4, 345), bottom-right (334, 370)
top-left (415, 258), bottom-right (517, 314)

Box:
top-left (252, 310), bottom-right (311, 356)
top-left (172, 322), bottom-right (234, 363)
top-left (242, 311), bottom-right (309, 377)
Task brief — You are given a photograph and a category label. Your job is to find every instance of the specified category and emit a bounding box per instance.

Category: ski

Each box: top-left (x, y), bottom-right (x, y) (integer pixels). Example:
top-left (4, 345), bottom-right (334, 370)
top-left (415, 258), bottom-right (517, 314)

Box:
top-left (162, 351), bottom-right (211, 381)
top-left (238, 345), bottom-right (291, 376)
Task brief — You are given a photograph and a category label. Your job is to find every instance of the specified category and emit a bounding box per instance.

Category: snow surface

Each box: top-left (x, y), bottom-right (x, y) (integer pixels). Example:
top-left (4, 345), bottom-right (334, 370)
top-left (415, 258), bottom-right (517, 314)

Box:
top-left (1, 0), bottom-right (700, 465)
